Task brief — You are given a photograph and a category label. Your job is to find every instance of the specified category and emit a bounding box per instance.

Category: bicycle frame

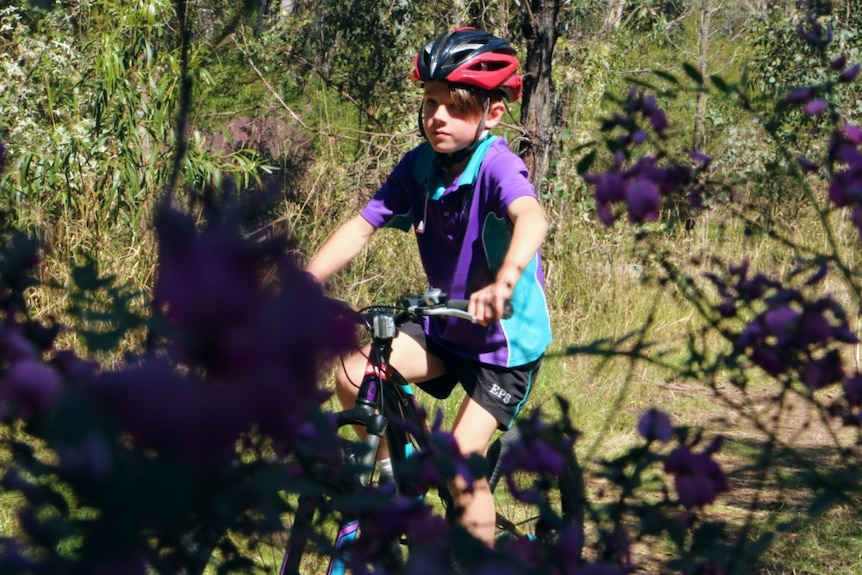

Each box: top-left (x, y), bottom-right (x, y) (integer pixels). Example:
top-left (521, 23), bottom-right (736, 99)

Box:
top-left (277, 291), bottom-right (537, 575)
top-left (280, 305), bottom-right (436, 575)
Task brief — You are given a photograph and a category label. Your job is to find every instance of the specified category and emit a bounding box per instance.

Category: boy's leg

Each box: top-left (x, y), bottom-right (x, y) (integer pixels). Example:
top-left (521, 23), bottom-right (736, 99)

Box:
top-left (449, 358), bottom-right (541, 546)
top-left (334, 330), bottom-right (448, 458)
top-left (451, 397), bottom-right (500, 547)
top-left (334, 332), bottom-right (448, 405)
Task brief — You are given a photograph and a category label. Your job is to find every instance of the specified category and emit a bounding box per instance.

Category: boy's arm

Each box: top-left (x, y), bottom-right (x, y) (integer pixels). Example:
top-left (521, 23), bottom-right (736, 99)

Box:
top-left (306, 214), bottom-right (377, 284)
top-left (470, 195), bottom-right (548, 325)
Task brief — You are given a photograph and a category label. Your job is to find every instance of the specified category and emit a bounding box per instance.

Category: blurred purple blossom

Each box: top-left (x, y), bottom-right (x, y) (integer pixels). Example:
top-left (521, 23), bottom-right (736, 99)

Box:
top-left (0, 325), bottom-right (40, 363)
top-left (74, 198), bottom-right (358, 466)
top-left (637, 408), bottom-right (673, 443)
top-left (843, 124), bottom-right (862, 145)
top-left (844, 374), bottom-right (862, 405)
top-left (709, 261), bottom-right (858, 389)
top-left (57, 433), bottom-right (112, 483)
top-left (803, 99), bottom-right (828, 116)
top-left (796, 14), bottom-right (834, 48)
top-left (585, 90), bottom-right (710, 227)
top-left (825, 126), bottom-right (862, 237)
top-left (0, 538), bottom-right (37, 572)
top-left (839, 63), bottom-right (860, 83)
top-left (783, 88), bottom-right (815, 105)
top-left (797, 156), bottom-right (818, 173)
top-left (1, 358), bottom-right (63, 417)
top-left (830, 54), bottom-right (847, 71)
top-left (625, 178), bottom-right (661, 223)
top-left (663, 439), bottom-right (728, 510)
top-left (802, 350), bottom-right (845, 390)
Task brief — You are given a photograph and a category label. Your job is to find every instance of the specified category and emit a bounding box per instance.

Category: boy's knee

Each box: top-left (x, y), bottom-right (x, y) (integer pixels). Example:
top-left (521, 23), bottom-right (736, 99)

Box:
top-left (333, 354), bottom-right (365, 398)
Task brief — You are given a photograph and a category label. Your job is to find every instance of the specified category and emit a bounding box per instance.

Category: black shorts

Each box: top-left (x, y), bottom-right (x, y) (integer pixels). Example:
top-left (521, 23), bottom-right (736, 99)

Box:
top-left (399, 322), bottom-right (542, 431)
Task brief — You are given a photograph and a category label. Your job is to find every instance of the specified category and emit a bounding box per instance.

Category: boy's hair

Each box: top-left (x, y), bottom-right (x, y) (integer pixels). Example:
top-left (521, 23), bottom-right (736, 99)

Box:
top-left (448, 84), bottom-right (507, 118)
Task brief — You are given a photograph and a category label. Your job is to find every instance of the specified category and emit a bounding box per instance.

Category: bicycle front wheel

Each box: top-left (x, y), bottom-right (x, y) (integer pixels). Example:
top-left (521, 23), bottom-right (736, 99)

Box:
top-left (487, 426), bottom-right (586, 551)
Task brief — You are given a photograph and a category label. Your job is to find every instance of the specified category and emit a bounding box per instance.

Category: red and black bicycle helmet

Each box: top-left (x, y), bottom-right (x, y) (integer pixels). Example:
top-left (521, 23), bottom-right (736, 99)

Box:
top-left (411, 27), bottom-right (523, 102)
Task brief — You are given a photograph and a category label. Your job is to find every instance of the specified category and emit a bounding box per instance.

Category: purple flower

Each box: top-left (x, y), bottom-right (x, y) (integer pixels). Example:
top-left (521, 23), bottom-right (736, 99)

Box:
top-left (58, 433), bottom-right (112, 482)
top-left (625, 178), bottom-right (661, 223)
top-left (750, 347), bottom-right (786, 377)
top-left (642, 94), bottom-right (668, 132)
top-left (637, 408), bottom-right (673, 443)
top-left (853, 205), bottom-right (862, 238)
top-left (592, 170), bottom-right (627, 204)
top-left (763, 304), bottom-right (800, 338)
top-left (804, 99), bottom-right (828, 116)
top-left (828, 170), bottom-right (862, 207)
top-left (715, 301), bottom-right (736, 318)
top-left (830, 54), bottom-right (848, 71)
top-left (664, 442), bottom-right (729, 510)
top-left (844, 374), bottom-right (862, 406)
top-left (2, 359), bottom-right (63, 416)
top-left (843, 124), bottom-right (862, 145)
top-left (690, 150), bottom-right (712, 168)
top-left (797, 309), bottom-right (833, 346)
top-left (597, 201), bottom-right (616, 227)
top-left (796, 156), bottom-right (818, 173)
top-left (802, 350), bottom-right (845, 390)
top-left (796, 18), bottom-right (834, 48)
top-left (0, 326), bottom-right (39, 363)
top-left (783, 88), bottom-right (815, 105)
top-left (839, 63), bottom-right (861, 83)
top-left (736, 320), bottom-right (766, 349)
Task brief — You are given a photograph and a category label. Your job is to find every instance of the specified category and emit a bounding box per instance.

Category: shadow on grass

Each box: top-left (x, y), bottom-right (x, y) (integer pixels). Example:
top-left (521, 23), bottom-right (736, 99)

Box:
top-left (718, 435), bottom-right (862, 574)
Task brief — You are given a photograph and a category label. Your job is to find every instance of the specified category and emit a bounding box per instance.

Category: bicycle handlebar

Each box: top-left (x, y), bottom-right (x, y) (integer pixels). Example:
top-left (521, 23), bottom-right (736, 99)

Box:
top-left (402, 288), bottom-right (513, 323)
top-left (340, 289), bottom-right (514, 342)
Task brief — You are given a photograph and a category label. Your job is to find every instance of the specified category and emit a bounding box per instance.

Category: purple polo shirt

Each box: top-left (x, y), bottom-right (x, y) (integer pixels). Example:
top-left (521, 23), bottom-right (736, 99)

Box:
top-left (360, 137), bottom-right (552, 367)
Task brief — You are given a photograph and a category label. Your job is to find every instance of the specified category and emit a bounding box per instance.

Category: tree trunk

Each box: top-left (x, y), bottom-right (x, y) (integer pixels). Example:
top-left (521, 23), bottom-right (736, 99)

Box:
top-left (694, 0), bottom-right (711, 150)
top-left (519, 0), bottom-right (561, 191)
top-left (603, 0), bottom-right (627, 31)
top-left (279, 0), bottom-right (295, 18)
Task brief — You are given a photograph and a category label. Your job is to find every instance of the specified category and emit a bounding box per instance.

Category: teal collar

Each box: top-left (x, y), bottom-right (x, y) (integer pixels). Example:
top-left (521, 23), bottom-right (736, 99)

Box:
top-left (429, 135), bottom-right (497, 200)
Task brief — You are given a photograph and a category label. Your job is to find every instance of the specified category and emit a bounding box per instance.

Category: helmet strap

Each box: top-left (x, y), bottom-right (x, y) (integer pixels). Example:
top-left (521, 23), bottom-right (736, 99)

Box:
top-left (473, 97), bottom-right (490, 143)
top-left (417, 104), bottom-right (428, 140)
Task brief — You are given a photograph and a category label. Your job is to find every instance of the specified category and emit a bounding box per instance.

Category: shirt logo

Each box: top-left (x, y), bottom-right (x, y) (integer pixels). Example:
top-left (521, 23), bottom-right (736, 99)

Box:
top-left (489, 383), bottom-right (512, 404)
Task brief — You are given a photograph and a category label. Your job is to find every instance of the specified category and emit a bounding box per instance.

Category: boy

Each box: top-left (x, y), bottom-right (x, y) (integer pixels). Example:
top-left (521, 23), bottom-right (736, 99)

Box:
top-left (306, 27), bottom-right (552, 546)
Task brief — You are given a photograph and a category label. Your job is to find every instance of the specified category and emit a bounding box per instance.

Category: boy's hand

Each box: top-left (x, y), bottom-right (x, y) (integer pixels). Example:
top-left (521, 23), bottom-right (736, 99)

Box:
top-left (469, 281), bottom-right (514, 326)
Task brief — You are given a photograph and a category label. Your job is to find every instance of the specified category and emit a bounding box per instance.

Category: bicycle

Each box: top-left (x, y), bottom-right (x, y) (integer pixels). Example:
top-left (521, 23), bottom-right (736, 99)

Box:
top-left (277, 288), bottom-right (584, 575)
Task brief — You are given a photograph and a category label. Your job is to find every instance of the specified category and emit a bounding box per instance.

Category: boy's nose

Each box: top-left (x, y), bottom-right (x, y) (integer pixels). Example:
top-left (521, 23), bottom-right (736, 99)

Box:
top-left (431, 106), bottom-right (449, 122)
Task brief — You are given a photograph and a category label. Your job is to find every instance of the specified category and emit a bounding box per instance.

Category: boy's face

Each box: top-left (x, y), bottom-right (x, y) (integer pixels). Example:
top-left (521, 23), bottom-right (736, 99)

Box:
top-left (421, 81), bottom-right (486, 155)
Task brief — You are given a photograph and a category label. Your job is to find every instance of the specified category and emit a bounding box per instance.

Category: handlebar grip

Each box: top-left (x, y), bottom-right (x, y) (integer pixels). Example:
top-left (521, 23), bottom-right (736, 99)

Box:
top-left (447, 299), bottom-right (514, 320)
top-left (447, 298), bottom-right (469, 311)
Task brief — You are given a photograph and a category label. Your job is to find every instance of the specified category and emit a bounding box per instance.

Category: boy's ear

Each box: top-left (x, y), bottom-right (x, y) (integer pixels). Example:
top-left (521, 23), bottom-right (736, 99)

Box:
top-left (484, 100), bottom-right (507, 128)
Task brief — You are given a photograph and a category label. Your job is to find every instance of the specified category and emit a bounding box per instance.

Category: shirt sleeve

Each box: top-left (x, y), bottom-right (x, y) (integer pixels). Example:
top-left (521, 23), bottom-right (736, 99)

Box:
top-left (480, 142), bottom-right (536, 217)
top-left (359, 149), bottom-right (419, 230)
